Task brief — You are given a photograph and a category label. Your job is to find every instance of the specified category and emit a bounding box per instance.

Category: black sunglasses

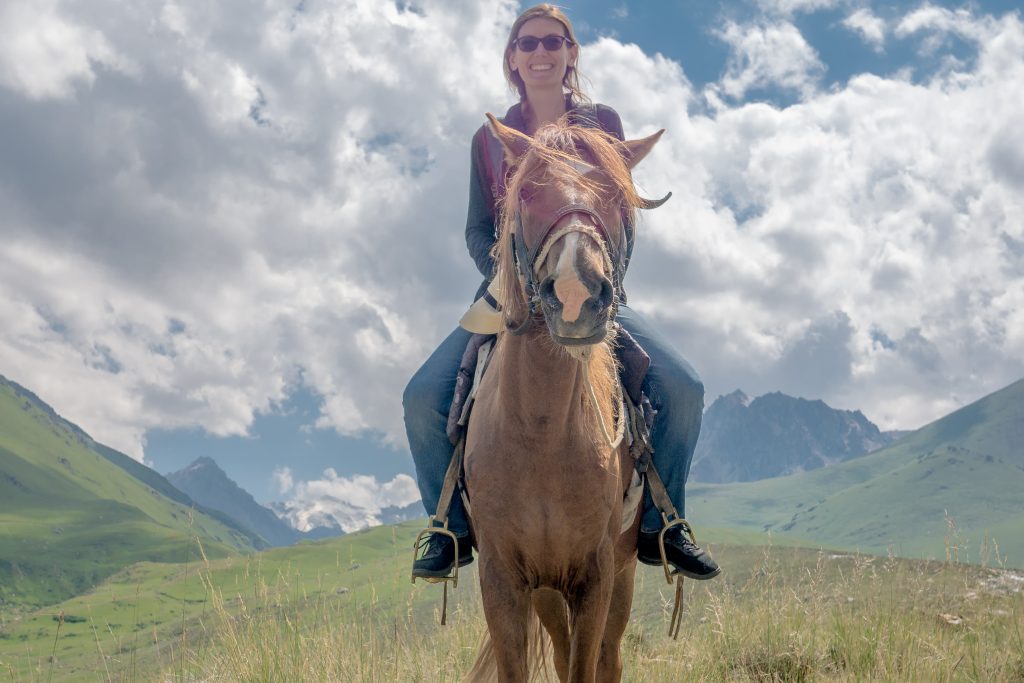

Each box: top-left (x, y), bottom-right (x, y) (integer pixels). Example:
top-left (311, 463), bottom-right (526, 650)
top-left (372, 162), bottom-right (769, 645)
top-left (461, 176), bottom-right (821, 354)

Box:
top-left (514, 34), bottom-right (574, 52)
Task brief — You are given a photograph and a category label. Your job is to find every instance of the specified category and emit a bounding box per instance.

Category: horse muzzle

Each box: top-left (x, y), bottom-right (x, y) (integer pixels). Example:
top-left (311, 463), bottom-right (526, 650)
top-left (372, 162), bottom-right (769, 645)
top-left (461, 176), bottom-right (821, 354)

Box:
top-left (538, 273), bottom-right (614, 346)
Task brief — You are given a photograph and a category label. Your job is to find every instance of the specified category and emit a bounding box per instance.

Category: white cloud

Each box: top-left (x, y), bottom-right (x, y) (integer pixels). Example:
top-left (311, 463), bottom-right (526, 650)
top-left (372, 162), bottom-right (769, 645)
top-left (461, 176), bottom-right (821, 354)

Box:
top-left (895, 5), bottom-right (991, 41)
top-left (588, 9), bottom-right (1024, 429)
top-left (894, 5), bottom-right (1010, 66)
top-left (843, 8), bottom-right (887, 51)
top-left (0, 0), bottom-right (519, 458)
top-left (297, 470), bottom-right (420, 510)
top-left (755, 0), bottom-right (843, 17)
top-left (712, 21), bottom-right (825, 100)
top-left (0, 0), bottom-right (137, 100)
top-left (272, 471), bottom-right (421, 533)
top-left (273, 466), bottom-right (294, 495)
top-left (0, 0), bottom-right (1021, 478)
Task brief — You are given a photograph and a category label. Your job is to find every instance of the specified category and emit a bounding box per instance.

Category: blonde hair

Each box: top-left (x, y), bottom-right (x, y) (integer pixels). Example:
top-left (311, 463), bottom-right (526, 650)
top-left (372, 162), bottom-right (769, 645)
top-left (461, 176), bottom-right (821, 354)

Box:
top-left (503, 4), bottom-right (589, 104)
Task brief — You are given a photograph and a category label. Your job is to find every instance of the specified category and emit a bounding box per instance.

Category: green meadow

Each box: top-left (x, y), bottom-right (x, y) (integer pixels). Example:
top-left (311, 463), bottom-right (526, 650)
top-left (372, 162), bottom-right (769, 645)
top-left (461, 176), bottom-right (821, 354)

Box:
top-left (1, 521), bottom-right (1021, 682)
top-left (2, 376), bottom-right (1022, 680)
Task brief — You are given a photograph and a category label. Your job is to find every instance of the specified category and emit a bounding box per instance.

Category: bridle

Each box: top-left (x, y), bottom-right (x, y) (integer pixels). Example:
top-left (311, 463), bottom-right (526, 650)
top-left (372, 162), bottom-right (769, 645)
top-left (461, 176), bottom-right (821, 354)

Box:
top-left (507, 200), bottom-right (626, 337)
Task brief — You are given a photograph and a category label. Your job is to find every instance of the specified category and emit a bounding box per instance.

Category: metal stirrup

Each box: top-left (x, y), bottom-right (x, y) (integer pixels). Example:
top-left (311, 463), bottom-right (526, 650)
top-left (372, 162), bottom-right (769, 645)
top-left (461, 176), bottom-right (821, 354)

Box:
top-left (411, 437), bottom-right (467, 625)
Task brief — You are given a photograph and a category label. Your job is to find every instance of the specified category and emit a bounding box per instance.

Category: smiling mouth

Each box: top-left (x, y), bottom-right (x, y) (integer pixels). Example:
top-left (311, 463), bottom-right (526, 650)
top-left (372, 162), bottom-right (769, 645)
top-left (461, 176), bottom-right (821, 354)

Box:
top-left (530, 64), bottom-right (555, 72)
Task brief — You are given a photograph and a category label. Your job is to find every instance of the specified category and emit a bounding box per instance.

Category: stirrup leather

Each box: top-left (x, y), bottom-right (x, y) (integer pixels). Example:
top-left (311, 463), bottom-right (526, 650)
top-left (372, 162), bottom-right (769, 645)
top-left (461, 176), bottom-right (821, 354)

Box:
top-left (411, 437), bottom-right (465, 589)
top-left (642, 457), bottom-right (693, 639)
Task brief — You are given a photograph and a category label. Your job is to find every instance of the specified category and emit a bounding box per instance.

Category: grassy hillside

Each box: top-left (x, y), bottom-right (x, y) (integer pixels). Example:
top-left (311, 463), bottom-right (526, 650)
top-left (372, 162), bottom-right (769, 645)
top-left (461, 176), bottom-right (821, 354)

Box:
top-left (690, 378), bottom-right (1024, 567)
top-left (1, 522), bottom-right (1020, 681)
top-left (0, 378), bottom-right (256, 611)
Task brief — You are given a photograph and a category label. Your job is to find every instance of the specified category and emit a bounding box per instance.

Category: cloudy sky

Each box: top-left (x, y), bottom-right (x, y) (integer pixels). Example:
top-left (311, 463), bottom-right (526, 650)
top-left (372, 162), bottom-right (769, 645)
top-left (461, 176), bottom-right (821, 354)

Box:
top-left (1, 0), bottom-right (1021, 517)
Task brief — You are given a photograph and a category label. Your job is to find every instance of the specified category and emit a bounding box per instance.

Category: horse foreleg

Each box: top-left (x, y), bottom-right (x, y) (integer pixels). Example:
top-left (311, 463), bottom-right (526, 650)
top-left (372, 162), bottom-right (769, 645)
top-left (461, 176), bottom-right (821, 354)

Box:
top-left (478, 558), bottom-right (531, 683)
top-left (596, 558), bottom-right (637, 683)
top-left (532, 588), bottom-right (570, 682)
top-left (566, 550), bottom-right (614, 682)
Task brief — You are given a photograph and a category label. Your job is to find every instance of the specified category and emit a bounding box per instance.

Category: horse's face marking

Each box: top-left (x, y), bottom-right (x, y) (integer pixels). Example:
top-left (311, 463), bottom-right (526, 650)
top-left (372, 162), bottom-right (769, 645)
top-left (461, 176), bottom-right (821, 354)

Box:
top-left (533, 220), bottom-right (612, 343)
top-left (537, 232), bottom-right (583, 322)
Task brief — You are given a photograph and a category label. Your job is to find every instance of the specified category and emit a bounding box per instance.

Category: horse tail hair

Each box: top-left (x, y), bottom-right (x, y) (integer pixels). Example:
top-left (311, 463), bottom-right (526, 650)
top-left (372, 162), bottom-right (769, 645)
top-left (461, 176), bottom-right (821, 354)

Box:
top-left (462, 606), bottom-right (554, 682)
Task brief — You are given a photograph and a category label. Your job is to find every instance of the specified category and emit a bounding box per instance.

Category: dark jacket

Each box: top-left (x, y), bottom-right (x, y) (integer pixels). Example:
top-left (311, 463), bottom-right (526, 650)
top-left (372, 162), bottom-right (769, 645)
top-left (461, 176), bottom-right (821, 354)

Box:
top-left (464, 97), bottom-right (632, 301)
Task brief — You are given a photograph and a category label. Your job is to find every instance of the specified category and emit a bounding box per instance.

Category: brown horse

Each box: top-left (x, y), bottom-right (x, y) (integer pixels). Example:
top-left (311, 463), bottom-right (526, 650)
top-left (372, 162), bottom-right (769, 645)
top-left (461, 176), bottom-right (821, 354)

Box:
top-left (463, 115), bottom-right (665, 683)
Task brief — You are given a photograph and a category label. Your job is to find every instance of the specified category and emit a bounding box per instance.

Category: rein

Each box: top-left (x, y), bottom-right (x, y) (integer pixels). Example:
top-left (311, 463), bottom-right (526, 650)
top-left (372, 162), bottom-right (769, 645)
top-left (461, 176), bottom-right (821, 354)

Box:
top-left (578, 347), bottom-right (626, 449)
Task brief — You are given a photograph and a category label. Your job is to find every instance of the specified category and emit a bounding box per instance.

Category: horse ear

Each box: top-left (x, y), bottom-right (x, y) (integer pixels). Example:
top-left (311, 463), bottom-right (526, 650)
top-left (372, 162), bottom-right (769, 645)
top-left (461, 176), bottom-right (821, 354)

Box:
top-left (619, 129), bottom-right (665, 169)
top-left (486, 113), bottom-right (532, 164)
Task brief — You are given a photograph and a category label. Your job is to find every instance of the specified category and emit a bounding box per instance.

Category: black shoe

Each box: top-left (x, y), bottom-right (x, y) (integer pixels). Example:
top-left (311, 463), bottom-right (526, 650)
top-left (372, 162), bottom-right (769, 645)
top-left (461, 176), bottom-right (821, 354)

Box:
top-left (637, 526), bottom-right (721, 580)
top-left (412, 533), bottom-right (474, 579)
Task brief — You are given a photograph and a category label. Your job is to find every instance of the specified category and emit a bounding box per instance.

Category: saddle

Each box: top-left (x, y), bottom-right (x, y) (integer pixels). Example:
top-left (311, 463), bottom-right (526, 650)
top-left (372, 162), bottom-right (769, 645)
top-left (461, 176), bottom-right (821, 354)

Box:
top-left (445, 323), bottom-right (654, 446)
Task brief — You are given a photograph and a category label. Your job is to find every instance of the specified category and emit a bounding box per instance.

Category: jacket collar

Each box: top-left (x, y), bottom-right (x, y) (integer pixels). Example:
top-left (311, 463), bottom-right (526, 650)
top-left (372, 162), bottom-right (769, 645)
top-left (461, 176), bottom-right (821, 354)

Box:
top-left (501, 94), bottom-right (586, 134)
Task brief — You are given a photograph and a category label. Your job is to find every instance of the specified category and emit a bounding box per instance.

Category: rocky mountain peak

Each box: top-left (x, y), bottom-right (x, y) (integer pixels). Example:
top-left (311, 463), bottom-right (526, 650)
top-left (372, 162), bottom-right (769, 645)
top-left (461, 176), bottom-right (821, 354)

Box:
top-left (692, 390), bottom-right (898, 483)
top-left (167, 457), bottom-right (302, 547)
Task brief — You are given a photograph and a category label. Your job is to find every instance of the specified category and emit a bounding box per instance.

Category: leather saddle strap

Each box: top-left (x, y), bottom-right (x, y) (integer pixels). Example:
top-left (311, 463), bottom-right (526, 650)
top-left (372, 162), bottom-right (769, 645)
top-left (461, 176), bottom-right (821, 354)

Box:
top-left (645, 459), bottom-right (681, 522)
top-left (433, 436), bottom-right (465, 526)
top-left (624, 398), bottom-right (680, 522)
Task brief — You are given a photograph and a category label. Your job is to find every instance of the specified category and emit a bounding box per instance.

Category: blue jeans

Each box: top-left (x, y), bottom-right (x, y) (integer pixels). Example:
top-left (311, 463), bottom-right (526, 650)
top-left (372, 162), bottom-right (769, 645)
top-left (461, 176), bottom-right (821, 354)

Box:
top-left (402, 303), bottom-right (704, 537)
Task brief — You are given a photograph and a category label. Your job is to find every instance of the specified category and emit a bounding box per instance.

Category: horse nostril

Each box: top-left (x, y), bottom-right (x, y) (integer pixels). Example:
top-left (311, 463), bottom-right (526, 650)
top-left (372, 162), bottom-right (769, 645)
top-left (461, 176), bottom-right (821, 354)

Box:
top-left (540, 278), bottom-right (561, 309)
top-left (592, 279), bottom-right (613, 311)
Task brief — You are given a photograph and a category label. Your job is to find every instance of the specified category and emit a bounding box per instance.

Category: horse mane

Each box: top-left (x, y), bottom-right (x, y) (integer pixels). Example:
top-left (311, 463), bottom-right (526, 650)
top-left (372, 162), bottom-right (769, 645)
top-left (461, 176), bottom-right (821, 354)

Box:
top-left (489, 121), bottom-right (630, 444)
top-left (491, 121), bottom-right (643, 333)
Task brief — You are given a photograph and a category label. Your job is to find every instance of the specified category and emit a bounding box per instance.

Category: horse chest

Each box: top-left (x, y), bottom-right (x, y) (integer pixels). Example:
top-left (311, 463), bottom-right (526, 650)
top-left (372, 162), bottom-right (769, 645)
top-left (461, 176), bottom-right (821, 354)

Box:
top-left (466, 428), bottom-right (620, 534)
top-left (466, 424), bottom-right (617, 485)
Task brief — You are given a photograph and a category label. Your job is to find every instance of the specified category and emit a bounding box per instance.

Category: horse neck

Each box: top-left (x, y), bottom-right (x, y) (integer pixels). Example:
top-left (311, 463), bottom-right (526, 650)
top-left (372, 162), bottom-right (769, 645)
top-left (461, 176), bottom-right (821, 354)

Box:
top-left (493, 330), bottom-right (617, 443)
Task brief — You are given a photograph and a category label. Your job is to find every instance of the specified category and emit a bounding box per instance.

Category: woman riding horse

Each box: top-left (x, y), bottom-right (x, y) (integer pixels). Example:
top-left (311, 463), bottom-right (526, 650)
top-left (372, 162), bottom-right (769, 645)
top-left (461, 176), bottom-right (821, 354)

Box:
top-left (466, 116), bottom-right (664, 681)
top-left (404, 3), bottom-right (719, 583)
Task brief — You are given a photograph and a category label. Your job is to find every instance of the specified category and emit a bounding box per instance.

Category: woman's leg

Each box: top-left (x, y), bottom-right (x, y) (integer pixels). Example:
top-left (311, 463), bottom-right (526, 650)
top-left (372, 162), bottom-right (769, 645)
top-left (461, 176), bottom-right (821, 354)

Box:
top-left (616, 304), bottom-right (703, 533)
top-left (403, 326), bottom-right (473, 538)
top-left (617, 304), bottom-right (720, 579)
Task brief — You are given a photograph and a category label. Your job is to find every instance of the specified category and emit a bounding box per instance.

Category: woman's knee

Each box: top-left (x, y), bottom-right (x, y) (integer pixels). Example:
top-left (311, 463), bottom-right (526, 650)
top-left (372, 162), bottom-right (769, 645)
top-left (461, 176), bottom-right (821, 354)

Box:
top-left (649, 366), bottom-right (704, 419)
top-left (403, 368), bottom-right (445, 424)
top-left (404, 339), bottom-right (468, 428)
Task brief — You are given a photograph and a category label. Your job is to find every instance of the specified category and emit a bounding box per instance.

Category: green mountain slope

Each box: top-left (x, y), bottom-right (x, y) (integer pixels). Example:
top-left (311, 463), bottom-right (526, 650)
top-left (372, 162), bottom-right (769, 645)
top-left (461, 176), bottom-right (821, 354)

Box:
top-left (689, 378), bottom-right (1024, 566)
top-left (90, 442), bottom-right (267, 549)
top-left (0, 377), bottom-right (257, 610)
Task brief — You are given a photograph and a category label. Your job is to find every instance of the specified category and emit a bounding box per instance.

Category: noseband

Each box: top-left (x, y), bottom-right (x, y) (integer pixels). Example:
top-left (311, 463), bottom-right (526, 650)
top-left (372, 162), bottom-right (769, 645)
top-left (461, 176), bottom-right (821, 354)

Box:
top-left (508, 201), bottom-right (625, 337)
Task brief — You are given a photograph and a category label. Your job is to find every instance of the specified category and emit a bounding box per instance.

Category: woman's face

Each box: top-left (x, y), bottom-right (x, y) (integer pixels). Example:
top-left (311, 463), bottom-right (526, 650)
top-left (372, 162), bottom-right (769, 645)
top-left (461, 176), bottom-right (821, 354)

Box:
top-left (508, 17), bottom-right (578, 94)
